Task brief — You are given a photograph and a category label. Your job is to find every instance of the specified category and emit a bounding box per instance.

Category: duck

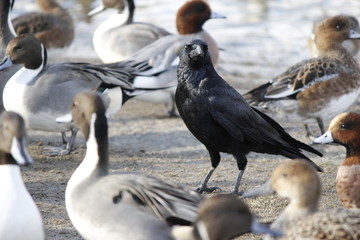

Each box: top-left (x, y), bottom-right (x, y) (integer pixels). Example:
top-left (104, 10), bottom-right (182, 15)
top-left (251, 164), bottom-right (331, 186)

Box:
top-left (0, 111), bottom-right (44, 240)
top-left (11, 0), bottom-right (74, 49)
top-left (244, 15), bottom-right (360, 138)
top-left (243, 160), bottom-right (360, 239)
top-left (109, 0), bottom-right (225, 116)
top-left (0, 34), bottom-right (160, 155)
top-left (0, 0), bottom-right (21, 111)
top-left (63, 91), bottom-right (204, 240)
top-left (172, 194), bottom-right (282, 240)
top-left (313, 112), bottom-right (360, 209)
top-left (307, 15), bottom-right (360, 57)
top-left (89, 0), bottom-right (170, 63)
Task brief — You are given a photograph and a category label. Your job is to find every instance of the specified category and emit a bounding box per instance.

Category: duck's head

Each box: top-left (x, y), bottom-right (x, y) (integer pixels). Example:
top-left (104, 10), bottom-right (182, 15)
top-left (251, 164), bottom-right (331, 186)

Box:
top-left (313, 112), bottom-right (360, 157)
top-left (0, 34), bottom-right (45, 70)
top-left (0, 111), bottom-right (32, 166)
top-left (176, 0), bottom-right (225, 35)
top-left (243, 160), bottom-right (321, 209)
top-left (71, 91), bottom-right (107, 141)
top-left (315, 15), bottom-right (360, 53)
top-left (190, 194), bottom-right (282, 240)
top-left (270, 161), bottom-right (321, 206)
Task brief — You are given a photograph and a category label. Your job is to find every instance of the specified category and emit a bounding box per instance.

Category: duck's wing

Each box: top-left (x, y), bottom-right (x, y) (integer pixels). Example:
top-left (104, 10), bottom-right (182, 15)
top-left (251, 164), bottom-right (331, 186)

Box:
top-left (105, 34), bottom-right (191, 75)
top-left (245, 57), bottom-right (346, 102)
top-left (100, 172), bottom-right (204, 226)
top-left (44, 62), bottom-right (137, 90)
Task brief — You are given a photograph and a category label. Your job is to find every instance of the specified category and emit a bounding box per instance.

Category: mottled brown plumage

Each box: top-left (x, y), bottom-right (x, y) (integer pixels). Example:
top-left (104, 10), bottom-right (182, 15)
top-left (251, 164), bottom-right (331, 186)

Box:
top-left (12, 0), bottom-right (74, 48)
top-left (245, 15), bottom-right (360, 137)
top-left (285, 208), bottom-right (360, 240)
top-left (243, 161), bottom-right (360, 240)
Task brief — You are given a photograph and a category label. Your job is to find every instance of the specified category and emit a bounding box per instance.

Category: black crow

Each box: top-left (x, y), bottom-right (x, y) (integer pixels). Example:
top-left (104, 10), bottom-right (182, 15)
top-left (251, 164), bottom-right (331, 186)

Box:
top-left (175, 39), bottom-right (323, 194)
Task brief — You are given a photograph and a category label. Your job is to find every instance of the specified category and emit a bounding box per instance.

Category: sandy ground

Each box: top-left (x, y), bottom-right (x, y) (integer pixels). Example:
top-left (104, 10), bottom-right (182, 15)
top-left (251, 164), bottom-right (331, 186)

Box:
top-left (13, 1), bottom-right (359, 238)
top-left (20, 82), bottom-right (354, 239)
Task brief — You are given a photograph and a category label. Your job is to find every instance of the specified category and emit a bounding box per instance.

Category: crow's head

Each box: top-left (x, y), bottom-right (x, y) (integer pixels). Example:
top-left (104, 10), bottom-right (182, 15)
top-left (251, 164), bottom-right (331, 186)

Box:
top-left (179, 39), bottom-right (211, 68)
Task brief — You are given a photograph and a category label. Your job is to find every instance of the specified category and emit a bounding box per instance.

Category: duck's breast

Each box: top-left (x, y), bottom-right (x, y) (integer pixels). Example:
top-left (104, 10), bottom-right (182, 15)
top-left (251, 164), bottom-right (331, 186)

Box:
top-left (336, 164), bottom-right (360, 208)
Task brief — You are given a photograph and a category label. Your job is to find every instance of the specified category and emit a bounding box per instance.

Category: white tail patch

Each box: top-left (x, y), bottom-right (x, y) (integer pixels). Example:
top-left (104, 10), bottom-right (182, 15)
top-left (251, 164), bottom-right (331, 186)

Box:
top-left (102, 88), bottom-right (123, 116)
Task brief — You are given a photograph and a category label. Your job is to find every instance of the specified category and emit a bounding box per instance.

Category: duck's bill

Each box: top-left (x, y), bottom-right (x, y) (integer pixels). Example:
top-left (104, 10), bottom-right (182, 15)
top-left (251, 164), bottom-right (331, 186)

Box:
top-left (210, 11), bottom-right (226, 19)
top-left (11, 137), bottom-right (33, 166)
top-left (88, 4), bottom-right (106, 17)
top-left (312, 131), bottom-right (333, 144)
top-left (349, 30), bottom-right (360, 39)
top-left (242, 180), bottom-right (274, 198)
top-left (0, 56), bottom-right (13, 70)
top-left (251, 220), bottom-right (283, 237)
top-left (56, 113), bottom-right (73, 123)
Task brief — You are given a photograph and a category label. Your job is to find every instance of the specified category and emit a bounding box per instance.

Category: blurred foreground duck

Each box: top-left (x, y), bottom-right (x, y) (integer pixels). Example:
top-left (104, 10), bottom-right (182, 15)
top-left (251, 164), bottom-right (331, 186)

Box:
top-left (109, 0), bottom-right (225, 116)
top-left (243, 160), bottom-right (360, 240)
top-left (0, 111), bottom-right (44, 240)
top-left (172, 194), bottom-right (282, 240)
top-left (0, 0), bottom-right (21, 111)
top-left (0, 34), bottom-right (163, 155)
top-left (1, 0), bottom-right (15, 54)
top-left (313, 112), bottom-right (360, 209)
top-left (89, 0), bottom-right (170, 63)
top-left (175, 39), bottom-right (322, 194)
top-left (63, 91), bottom-right (203, 240)
top-left (12, 0), bottom-right (74, 49)
top-left (245, 15), bottom-right (360, 138)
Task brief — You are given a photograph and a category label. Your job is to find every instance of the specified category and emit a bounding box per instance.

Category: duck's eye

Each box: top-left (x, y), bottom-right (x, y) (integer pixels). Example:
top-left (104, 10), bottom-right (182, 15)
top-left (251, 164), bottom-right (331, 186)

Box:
top-left (340, 122), bottom-right (353, 129)
top-left (282, 173), bottom-right (288, 178)
top-left (236, 209), bottom-right (246, 215)
top-left (335, 24), bottom-right (344, 30)
top-left (14, 45), bottom-right (23, 51)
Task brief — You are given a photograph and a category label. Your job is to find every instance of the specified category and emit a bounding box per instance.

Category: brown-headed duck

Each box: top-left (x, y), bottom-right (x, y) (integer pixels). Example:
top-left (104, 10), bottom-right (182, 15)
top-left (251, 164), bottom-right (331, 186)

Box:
top-left (245, 15), bottom-right (360, 138)
top-left (243, 160), bottom-right (360, 240)
top-left (313, 112), bottom-right (360, 209)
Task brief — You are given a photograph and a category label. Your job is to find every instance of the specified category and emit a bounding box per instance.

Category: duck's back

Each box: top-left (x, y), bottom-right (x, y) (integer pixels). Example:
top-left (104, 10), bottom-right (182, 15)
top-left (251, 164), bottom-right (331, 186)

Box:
top-left (66, 173), bottom-right (177, 240)
top-left (94, 19), bottom-right (170, 63)
top-left (284, 208), bottom-right (360, 240)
